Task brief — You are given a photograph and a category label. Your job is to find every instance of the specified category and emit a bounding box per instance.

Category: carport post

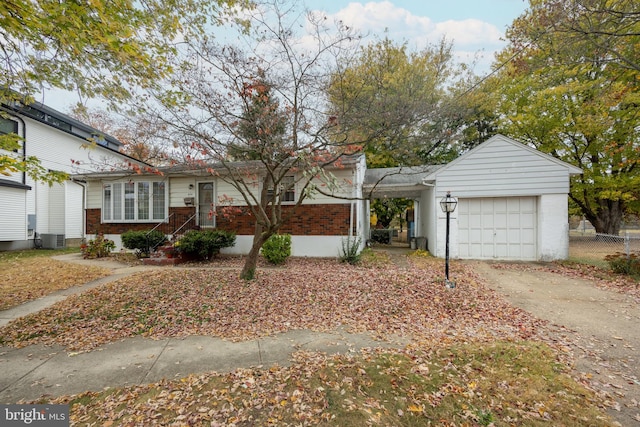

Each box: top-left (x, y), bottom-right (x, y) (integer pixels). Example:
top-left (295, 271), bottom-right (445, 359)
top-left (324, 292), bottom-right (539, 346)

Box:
top-left (440, 192), bottom-right (458, 288)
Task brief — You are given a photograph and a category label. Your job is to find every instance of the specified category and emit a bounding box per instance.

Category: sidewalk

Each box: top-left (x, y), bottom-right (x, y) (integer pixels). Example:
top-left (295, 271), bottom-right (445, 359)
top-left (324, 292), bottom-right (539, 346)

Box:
top-left (0, 253), bottom-right (408, 403)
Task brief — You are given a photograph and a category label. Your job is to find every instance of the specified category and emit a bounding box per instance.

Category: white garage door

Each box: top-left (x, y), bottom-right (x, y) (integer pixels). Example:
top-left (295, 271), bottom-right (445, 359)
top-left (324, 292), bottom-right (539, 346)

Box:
top-left (458, 197), bottom-right (537, 260)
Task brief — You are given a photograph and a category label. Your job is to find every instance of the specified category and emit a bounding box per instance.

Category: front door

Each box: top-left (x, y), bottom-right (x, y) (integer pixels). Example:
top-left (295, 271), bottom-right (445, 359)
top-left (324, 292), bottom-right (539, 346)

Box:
top-left (198, 182), bottom-right (215, 227)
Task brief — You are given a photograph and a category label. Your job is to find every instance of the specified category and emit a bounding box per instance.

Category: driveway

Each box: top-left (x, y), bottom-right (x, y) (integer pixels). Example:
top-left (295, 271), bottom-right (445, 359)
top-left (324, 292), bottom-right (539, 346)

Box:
top-left (470, 261), bottom-right (640, 426)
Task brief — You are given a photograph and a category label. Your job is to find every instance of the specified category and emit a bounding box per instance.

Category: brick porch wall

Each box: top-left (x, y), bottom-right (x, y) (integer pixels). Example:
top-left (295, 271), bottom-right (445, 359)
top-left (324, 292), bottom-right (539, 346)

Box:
top-left (86, 204), bottom-right (352, 236)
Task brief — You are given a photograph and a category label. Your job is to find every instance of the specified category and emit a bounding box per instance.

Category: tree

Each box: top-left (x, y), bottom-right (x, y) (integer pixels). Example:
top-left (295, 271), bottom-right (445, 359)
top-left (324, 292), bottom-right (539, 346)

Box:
top-left (488, 0), bottom-right (640, 235)
top-left (327, 37), bottom-right (468, 169)
top-left (509, 0), bottom-right (640, 73)
top-left (1, 0), bottom-right (247, 181)
top-left (326, 37), bottom-right (469, 229)
top-left (371, 198), bottom-right (412, 229)
top-left (147, 1), bottom-right (363, 279)
top-left (69, 106), bottom-right (173, 166)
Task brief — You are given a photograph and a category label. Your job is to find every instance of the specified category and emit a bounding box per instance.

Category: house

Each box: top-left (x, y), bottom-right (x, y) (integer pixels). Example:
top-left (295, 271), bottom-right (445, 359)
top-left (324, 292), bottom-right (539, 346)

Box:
top-left (0, 100), bottom-right (142, 250)
top-left (74, 155), bottom-right (370, 258)
top-left (364, 134), bottom-right (583, 261)
top-left (77, 134), bottom-right (581, 261)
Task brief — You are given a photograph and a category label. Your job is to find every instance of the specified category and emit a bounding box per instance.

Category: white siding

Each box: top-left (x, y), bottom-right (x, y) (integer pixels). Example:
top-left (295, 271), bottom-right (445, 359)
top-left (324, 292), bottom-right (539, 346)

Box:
top-left (304, 168), bottom-right (355, 204)
top-left (170, 177), bottom-right (196, 207)
top-left (216, 179), bottom-right (248, 206)
top-left (538, 194), bottom-right (570, 260)
top-left (0, 187), bottom-right (27, 240)
top-left (434, 135), bottom-right (573, 198)
top-left (48, 183), bottom-right (66, 234)
top-left (429, 136), bottom-right (579, 261)
top-left (35, 181), bottom-right (50, 234)
top-left (211, 167), bottom-right (355, 207)
top-left (25, 118), bottom-right (127, 175)
top-left (86, 181), bottom-right (102, 209)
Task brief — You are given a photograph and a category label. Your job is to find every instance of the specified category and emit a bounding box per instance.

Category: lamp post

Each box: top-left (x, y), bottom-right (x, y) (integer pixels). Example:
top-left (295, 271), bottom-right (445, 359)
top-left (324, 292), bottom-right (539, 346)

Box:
top-left (439, 191), bottom-right (458, 288)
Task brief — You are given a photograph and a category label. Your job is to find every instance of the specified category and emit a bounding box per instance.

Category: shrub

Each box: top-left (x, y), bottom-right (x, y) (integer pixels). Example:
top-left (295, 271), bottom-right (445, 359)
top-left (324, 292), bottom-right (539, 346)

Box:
top-left (261, 234), bottom-right (291, 265)
top-left (370, 229), bottom-right (392, 244)
top-left (121, 230), bottom-right (168, 257)
top-left (177, 229), bottom-right (236, 260)
top-left (340, 236), bottom-right (362, 265)
top-left (81, 234), bottom-right (115, 259)
top-left (605, 252), bottom-right (640, 276)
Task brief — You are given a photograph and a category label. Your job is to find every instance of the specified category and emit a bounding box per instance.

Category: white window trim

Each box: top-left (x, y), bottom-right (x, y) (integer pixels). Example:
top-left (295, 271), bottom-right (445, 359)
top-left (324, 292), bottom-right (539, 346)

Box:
top-left (266, 175), bottom-right (296, 204)
top-left (102, 180), bottom-right (169, 223)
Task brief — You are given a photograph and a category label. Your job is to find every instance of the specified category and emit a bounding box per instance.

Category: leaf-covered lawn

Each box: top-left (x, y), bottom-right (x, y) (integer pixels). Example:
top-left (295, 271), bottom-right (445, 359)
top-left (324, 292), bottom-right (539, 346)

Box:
top-left (0, 257), bottom-right (546, 352)
top-left (0, 257), bottom-right (111, 310)
top-left (50, 341), bottom-right (612, 426)
top-left (10, 254), bottom-right (617, 425)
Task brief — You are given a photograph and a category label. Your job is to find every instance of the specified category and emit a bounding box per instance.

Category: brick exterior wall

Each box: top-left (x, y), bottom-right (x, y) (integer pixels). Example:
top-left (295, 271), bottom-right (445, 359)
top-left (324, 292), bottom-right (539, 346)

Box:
top-left (86, 204), bottom-right (352, 236)
top-left (86, 207), bottom-right (197, 235)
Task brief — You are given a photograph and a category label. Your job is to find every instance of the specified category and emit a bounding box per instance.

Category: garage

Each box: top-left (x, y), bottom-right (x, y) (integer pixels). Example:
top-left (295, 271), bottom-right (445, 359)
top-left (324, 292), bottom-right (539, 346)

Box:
top-left (364, 134), bottom-right (582, 261)
top-left (458, 197), bottom-right (537, 260)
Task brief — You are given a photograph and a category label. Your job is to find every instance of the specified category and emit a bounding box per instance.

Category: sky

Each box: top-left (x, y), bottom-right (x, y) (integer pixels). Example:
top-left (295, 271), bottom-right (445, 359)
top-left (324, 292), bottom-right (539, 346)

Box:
top-left (40, 0), bottom-right (530, 112)
top-left (302, 0), bottom-right (529, 72)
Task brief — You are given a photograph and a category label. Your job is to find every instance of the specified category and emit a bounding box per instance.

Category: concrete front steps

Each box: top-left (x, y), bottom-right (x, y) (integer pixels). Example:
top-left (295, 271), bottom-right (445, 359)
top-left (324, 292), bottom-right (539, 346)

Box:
top-left (142, 244), bottom-right (184, 266)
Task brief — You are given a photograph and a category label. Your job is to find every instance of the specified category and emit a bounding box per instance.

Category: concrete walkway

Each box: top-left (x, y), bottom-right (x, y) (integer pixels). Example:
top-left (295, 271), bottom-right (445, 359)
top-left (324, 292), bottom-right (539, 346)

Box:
top-left (0, 255), bottom-right (154, 328)
top-left (0, 253), bottom-right (407, 403)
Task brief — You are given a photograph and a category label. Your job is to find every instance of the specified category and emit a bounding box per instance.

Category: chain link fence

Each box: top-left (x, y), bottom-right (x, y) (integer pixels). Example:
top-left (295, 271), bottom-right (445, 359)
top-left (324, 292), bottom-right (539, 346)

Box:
top-left (569, 231), bottom-right (640, 262)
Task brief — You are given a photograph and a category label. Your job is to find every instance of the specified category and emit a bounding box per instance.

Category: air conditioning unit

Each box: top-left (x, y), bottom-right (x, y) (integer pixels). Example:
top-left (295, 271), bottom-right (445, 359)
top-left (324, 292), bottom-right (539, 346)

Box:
top-left (41, 234), bottom-right (66, 249)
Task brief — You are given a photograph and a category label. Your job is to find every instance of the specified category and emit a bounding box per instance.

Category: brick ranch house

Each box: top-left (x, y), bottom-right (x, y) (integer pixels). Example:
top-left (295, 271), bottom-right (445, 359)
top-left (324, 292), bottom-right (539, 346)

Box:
top-left (75, 135), bottom-right (582, 261)
top-left (76, 155), bottom-right (369, 258)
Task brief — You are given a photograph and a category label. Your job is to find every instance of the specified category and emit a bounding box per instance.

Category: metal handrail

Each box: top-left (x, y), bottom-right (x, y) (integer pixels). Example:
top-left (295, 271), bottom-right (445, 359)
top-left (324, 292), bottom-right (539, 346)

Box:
top-left (145, 213), bottom-right (174, 255)
top-left (172, 213), bottom-right (198, 237)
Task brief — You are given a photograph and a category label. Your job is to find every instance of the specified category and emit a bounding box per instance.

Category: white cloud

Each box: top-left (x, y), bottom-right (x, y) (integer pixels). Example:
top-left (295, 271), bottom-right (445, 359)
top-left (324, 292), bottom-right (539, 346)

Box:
top-left (435, 19), bottom-right (503, 47)
top-left (330, 1), bottom-right (434, 43)
top-left (310, 1), bottom-right (506, 73)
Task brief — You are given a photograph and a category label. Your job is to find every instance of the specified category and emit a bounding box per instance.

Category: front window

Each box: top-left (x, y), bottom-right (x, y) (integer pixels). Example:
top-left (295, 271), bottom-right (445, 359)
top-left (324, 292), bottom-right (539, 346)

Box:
top-left (267, 176), bottom-right (295, 203)
top-left (0, 117), bottom-right (18, 135)
top-left (0, 117), bottom-right (19, 153)
top-left (103, 181), bottom-right (168, 222)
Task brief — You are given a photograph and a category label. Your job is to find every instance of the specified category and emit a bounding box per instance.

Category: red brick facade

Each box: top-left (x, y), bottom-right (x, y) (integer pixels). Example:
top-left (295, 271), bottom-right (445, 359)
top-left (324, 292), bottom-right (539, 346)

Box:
top-left (86, 204), bottom-right (352, 236)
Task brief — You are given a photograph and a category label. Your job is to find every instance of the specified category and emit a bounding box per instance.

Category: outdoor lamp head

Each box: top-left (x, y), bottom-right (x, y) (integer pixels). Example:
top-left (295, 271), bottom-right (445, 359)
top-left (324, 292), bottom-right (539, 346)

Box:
top-left (440, 192), bottom-right (458, 213)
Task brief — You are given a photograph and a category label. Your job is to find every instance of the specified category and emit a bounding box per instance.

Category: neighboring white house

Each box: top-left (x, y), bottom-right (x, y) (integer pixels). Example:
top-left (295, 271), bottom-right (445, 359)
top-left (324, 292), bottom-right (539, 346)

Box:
top-left (0, 100), bottom-right (142, 250)
top-left (365, 134), bottom-right (583, 261)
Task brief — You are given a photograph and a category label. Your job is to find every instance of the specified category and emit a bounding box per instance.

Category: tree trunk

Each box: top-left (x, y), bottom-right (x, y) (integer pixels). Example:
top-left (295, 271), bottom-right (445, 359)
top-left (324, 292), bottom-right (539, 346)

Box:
top-left (240, 223), bottom-right (272, 280)
top-left (240, 238), bottom-right (263, 280)
top-left (591, 199), bottom-right (624, 235)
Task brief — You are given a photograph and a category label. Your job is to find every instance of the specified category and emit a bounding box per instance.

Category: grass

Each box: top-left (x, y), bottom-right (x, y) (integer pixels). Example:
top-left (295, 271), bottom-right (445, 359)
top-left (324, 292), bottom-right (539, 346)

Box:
top-left (0, 247), bottom-right (79, 261)
top-left (0, 248), bottom-right (111, 310)
top-left (51, 341), bottom-right (612, 426)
